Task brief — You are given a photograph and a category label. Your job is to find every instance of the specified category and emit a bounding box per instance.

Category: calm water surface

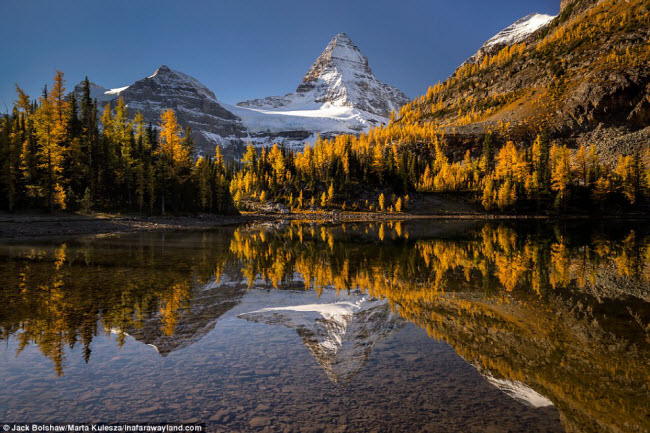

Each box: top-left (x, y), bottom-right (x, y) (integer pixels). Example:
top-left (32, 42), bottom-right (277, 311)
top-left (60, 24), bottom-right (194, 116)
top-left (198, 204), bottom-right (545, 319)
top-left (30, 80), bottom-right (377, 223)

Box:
top-left (0, 221), bottom-right (648, 433)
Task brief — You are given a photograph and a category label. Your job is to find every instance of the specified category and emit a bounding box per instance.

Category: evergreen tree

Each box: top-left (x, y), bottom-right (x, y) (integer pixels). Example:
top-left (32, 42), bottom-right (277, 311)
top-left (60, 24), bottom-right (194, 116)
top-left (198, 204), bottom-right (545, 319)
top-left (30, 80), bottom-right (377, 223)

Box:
top-left (33, 78), bottom-right (66, 211)
top-left (482, 133), bottom-right (495, 172)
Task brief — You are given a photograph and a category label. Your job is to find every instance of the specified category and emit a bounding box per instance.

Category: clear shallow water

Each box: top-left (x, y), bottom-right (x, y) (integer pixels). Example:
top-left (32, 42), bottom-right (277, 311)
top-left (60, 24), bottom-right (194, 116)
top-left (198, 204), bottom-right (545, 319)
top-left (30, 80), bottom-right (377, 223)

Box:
top-left (0, 221), bottom-right (648, 433)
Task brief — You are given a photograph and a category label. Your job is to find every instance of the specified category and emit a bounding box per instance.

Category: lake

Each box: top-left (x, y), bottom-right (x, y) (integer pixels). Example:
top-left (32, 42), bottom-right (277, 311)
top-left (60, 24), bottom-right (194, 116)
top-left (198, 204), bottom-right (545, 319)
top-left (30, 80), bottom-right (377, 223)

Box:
top-left (0, 220), bottom-right (648, 433)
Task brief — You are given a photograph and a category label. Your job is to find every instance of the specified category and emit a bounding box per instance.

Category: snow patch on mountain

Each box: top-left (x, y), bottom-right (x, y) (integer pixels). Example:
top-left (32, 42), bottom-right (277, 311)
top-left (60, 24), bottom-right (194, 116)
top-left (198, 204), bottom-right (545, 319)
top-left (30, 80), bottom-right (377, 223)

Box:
top-left (485, 13), bottom-right (556, 48)
top-left (105, 85), bottom-right (129, 95)
top-left (226, 102), bottom-right (386, 139)
top-left (466, 13), bottom-right (555, 64)
top-left (72, 81), bottom-right (129, 104)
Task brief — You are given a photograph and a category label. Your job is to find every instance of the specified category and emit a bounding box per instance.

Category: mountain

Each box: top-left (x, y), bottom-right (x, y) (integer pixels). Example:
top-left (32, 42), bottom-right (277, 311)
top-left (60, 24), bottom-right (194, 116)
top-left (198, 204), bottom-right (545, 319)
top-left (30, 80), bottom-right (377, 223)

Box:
top-left (72, 33), bottom-right (409, 155)
top-left (466, 13), bottom-right (556, 64)
top-left (401, 0), bottom-right (650, 161)
top-left (239, 33), bottom-right (408, 116)
top-left (230, 33), bottom-right (410, 148)
top-left (73, 65), bottom-right (249, 156)
top-left (238, 290), bottom-right (404, 384)
top-left (118, 65), bottom-right (249, 154)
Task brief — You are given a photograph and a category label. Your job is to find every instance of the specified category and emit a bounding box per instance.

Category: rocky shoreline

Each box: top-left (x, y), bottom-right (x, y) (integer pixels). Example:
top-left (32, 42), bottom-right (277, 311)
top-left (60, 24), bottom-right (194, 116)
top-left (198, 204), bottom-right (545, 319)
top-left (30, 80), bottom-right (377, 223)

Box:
top-left (0, 214), bottom-right (261, 240)
top-left (1, 210), bottom-right (647, 241)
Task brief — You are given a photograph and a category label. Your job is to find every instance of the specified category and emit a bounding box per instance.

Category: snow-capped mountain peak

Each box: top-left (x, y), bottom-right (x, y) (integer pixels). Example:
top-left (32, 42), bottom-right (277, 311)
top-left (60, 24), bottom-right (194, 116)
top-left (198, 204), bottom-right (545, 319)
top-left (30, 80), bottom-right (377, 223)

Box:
top-left (484, 13), bottom-right (556, 49)
top-left (466, 12), bottom-right (555, 64)
top-left (238, 32), bottom-right (409, 119)
top-left (301, 32), bottom-right (371, 83)
top-left (328, 32), bottom-right (364, 62)
top-left (231, 32), bottom-right (409, 149)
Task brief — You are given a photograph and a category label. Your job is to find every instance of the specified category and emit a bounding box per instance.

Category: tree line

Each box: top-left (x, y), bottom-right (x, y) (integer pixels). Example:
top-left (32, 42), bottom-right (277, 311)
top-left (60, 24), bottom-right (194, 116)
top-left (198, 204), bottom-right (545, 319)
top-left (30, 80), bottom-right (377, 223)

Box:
top-left (420, 133), bottom-right (649, 212)
top-left (2, 71), bottom-right (648, 215)
top-left (0, 71), bottom-right (235, 214)
top-left (230, 127), bottom-right (649, 213)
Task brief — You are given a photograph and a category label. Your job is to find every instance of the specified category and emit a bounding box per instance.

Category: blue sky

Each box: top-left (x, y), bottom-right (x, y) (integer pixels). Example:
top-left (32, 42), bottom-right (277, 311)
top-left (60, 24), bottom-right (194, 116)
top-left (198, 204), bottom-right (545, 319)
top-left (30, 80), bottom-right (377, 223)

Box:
top-left (0, 0), bottom-right (558, 110)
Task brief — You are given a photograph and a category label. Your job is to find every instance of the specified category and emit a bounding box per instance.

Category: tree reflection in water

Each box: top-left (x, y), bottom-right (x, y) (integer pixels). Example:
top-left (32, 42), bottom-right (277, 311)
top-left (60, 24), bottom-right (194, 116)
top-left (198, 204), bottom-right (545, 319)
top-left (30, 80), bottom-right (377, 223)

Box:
top-left (0, 221), bottom-right (648, 432)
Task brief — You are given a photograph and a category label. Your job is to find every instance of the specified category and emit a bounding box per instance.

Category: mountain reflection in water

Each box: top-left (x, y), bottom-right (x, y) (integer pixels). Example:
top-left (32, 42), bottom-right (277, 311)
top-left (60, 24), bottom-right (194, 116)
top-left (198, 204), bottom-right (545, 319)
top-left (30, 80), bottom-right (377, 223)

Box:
top-left (0, 220), bottom-right (648, 433)
top-left (239, 290), bottom-right (404, 384)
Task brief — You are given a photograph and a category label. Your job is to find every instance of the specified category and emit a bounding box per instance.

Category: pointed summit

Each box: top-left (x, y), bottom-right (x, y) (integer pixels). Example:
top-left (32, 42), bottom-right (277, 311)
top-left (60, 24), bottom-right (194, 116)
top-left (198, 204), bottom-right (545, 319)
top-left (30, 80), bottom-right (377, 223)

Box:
top-left (148, 64), bottom-right (173, 79)
top-left (239, 32), bottom-right (409, 118)
top-left (141, 65), bottom-right (217, 100)
top-left (301, 33), bottom-right (370, 83)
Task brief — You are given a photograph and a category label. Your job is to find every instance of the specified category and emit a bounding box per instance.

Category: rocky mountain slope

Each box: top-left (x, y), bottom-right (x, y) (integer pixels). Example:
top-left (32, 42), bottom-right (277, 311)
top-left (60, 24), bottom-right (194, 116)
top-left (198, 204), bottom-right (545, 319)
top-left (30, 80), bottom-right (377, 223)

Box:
top-left (399, 0), bottom-right (649, 160)
top-left (73, 33), bottom-right (409, 155)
